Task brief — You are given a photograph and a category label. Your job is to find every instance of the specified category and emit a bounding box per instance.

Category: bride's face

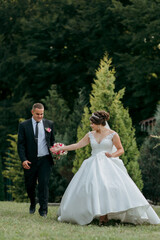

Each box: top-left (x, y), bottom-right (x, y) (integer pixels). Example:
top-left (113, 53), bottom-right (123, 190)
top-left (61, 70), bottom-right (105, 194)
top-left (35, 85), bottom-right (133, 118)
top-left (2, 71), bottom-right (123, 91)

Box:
top-left (90, 121), bottom-right (100, 131)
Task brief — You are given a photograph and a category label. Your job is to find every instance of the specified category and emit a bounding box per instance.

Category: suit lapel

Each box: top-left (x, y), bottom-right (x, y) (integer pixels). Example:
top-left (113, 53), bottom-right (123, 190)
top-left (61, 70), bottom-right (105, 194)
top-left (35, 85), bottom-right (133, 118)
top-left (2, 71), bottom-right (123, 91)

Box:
top-left (43, 119), bottom-right (51, 147)
top-left (43, 119), bottom-right (48, 140)
top-left (28, 118), bottom-right (36, 143)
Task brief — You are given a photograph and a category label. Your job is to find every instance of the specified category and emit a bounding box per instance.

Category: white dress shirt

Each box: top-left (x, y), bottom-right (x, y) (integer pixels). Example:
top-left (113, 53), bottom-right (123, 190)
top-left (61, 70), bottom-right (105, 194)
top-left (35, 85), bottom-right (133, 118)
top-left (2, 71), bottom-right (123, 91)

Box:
top-left (32, 118), bottom-right (49, 157)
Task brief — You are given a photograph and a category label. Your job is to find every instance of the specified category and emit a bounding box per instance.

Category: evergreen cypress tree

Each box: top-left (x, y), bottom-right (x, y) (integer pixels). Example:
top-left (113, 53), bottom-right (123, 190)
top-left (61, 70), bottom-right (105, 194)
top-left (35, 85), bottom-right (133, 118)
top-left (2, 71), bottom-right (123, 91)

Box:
top-left (42, 85), bottom-right (87, 201)
top-left (42, 85), bottom-right (70, 142)
top-left (72, 107), bottom-right (91, 174)
top-left (139, 104), bottom-right (160, 203)
top-left (73, 54), bottom-right (143, 189)
top-left (3, 134), bottom-right (28, 202)
top-left (42, 85), bottom-right (70, 202)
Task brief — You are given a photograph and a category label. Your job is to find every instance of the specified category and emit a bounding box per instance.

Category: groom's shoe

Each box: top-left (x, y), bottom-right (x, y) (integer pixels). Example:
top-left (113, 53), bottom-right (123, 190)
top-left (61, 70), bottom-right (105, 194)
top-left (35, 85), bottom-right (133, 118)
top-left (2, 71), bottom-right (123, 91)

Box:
top-left (39, 209), bottom-right (47, 218)
top-left (39, 212), bottom-right (47, 218)
top-left (29, 204), bottom-right (36, 214)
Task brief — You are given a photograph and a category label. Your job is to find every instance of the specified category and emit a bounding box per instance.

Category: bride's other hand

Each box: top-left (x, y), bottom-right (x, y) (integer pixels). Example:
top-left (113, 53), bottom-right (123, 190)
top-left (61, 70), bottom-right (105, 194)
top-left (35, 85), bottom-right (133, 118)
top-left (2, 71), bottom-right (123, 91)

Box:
top-left (105, 152), bottom-right (112, 158)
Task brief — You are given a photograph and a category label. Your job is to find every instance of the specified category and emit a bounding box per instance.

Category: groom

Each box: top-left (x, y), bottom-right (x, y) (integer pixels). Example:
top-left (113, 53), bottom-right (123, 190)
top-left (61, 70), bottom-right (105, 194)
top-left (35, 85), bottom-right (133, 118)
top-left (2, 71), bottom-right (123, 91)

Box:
top-left (18, 103), bottom-right (55, 217)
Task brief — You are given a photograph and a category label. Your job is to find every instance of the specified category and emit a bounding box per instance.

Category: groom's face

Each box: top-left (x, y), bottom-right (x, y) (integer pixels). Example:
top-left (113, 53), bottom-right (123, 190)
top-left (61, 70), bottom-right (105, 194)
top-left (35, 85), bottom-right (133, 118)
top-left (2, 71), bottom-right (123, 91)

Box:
top-left (31, 108), bottom-right (44, 122)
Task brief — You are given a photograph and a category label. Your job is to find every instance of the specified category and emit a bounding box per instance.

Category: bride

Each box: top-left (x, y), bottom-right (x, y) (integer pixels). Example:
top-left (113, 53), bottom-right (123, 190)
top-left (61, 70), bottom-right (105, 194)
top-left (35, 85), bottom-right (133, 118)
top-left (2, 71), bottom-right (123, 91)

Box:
top-left (51, 110), bottom-right (160, 225)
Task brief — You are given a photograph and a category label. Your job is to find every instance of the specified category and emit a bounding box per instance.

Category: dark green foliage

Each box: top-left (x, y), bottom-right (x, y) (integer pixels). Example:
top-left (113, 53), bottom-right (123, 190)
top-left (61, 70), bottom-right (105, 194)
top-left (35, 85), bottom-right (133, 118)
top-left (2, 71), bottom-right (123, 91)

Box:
top-left (42, 85), bottom-right (71, 202)
top-left (110, 0), bottom-right (160, 140)
top-left (2, 134), bottom-right (28, 202)
top-left (0, 156), bottom-right (5, 200)
top-left (0, 0), bottom-right (160, 199)
top-left (73, 55), bottom-right (143, 189)
top-left (0, 0), bottom-right (160, 131)
top-left (151, 135), bottom-right (160, 149)
top-left (2, 84), bottom-right (86, 202)
top-left (42, 85), bottom-right (87, 201)
top-left (139, 105), bottom-right (160, 203)
top-left (1, 0), bottom-right (160, 148)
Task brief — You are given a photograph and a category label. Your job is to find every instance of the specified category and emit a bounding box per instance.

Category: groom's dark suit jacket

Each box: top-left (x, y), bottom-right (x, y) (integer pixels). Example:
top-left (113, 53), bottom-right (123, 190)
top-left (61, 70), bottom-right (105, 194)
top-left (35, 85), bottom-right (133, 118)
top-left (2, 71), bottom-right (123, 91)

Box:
top-left (18, 118), bottom-right (55, 165)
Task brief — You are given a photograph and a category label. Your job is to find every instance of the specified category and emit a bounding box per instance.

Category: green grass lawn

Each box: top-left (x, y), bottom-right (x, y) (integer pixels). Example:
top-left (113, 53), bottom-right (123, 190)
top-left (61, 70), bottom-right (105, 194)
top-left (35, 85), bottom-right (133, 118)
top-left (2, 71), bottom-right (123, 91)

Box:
top-left (0, 202), bottom-right (160, 240)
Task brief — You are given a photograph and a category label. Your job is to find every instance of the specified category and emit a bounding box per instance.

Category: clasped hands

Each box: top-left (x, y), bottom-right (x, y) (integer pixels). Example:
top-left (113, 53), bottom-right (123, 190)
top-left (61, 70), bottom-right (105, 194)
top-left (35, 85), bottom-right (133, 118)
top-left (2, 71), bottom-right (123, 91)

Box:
top-left (50, 146), bottom-right (62, 153)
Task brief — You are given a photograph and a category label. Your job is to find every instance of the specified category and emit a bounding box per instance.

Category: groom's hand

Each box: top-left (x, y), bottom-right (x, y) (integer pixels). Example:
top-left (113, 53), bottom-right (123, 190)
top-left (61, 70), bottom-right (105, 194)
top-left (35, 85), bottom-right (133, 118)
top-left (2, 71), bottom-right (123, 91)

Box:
top-left (50, 147), bottom-right (55, 153)
top-left (22, 160), bottom-right (31, 169)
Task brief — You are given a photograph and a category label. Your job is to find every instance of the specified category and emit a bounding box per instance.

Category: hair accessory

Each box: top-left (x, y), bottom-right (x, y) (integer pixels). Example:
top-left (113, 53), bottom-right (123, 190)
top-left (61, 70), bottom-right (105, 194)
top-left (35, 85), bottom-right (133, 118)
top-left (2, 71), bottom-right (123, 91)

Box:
top-left (92, 113), bottom-right (100, 119)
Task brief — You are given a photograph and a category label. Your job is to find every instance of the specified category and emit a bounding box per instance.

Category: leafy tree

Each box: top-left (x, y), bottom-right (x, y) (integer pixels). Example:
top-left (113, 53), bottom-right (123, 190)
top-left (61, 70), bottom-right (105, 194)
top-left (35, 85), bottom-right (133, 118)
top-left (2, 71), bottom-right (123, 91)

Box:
top-left (1, 0), bottom-right (160, 198)
top-left (139, 104), bottom-right (160, 204)
top-left (1, 0), bottom-right (160, 154)
top-left (3, 134), bottom-right (28, 202)
top-left (73, 54), bottom-right (143, 189)
top-left (110, 0), bottom-right (160, 141)
top-left (1, 0), bottom-right (160, 141)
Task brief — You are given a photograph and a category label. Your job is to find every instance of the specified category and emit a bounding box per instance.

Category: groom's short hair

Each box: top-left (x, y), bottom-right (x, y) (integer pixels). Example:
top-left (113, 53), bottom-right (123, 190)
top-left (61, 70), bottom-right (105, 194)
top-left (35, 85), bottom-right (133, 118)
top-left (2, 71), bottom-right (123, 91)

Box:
top-left (32, 103), bottom-right (44, 110)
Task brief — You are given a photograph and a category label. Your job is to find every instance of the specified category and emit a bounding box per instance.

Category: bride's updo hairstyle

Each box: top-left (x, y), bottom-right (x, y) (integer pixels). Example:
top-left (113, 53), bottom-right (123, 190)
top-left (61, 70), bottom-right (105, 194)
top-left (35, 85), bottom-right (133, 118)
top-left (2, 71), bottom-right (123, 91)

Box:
top-left (90, 111), bottom-right (110, 126)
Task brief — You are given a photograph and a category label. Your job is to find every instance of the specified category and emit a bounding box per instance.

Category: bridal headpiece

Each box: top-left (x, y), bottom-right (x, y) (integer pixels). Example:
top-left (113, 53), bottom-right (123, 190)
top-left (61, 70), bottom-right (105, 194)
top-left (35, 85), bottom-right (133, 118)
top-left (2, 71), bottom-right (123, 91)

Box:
top-left (91, 113), bottom-right (100, 119)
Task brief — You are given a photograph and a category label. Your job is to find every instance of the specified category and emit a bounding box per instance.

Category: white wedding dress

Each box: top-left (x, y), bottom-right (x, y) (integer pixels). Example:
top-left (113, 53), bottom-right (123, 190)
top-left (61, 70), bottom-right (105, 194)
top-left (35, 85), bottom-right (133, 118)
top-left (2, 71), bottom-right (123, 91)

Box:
top-left (57, 132), bottom-right (160, 225)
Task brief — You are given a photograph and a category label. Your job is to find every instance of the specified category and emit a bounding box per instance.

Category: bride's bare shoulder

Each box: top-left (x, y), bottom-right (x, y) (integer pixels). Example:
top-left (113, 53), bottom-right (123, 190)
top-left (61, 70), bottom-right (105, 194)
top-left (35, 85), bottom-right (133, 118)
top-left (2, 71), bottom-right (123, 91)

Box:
top-left (90, 131), bottom-right (96, 134)
top-left (88, 131), bottom-right (96, 137)
top-left (85, 131), bottom-right (94, 137)
top-left (107, 129), bottom-right (118, 136)
top-left (108, 129), bottom-right (115, 134)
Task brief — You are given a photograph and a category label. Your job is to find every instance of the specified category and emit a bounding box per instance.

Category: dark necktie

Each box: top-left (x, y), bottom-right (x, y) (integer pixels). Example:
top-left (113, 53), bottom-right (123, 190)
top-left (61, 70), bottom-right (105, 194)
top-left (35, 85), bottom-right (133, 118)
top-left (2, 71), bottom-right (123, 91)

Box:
top-left (35, 122), bottom-right (39, 144)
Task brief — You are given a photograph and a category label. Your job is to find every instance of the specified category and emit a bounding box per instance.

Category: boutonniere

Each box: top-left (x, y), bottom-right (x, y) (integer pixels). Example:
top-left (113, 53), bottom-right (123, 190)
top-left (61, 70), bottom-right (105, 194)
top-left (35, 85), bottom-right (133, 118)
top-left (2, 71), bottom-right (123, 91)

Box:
top-left (45, 128), bottom-right (51, 133)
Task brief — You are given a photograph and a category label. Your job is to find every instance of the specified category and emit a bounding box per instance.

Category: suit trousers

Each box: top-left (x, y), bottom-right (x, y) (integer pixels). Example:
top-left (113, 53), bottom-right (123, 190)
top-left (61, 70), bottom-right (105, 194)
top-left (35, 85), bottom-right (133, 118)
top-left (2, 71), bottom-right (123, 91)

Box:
top-left (24, 155), bottom-right (52, 214)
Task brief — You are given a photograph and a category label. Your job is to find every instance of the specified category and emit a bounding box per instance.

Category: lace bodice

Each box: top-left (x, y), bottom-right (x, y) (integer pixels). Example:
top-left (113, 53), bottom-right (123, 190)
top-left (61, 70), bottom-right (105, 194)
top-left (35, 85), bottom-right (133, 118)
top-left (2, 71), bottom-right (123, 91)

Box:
top-left (89, 131), bottom-right (116, 156)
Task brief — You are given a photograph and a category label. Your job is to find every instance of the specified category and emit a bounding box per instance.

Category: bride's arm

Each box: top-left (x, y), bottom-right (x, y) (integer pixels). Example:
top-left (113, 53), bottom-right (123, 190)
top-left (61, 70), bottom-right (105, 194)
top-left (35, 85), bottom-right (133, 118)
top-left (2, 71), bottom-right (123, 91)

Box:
top-left (105, 133), bottom-right (124, 158)
top-left (50, 133), bottom-right (90, 152)
top-left (111, 133), bottom-right (124, 157)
